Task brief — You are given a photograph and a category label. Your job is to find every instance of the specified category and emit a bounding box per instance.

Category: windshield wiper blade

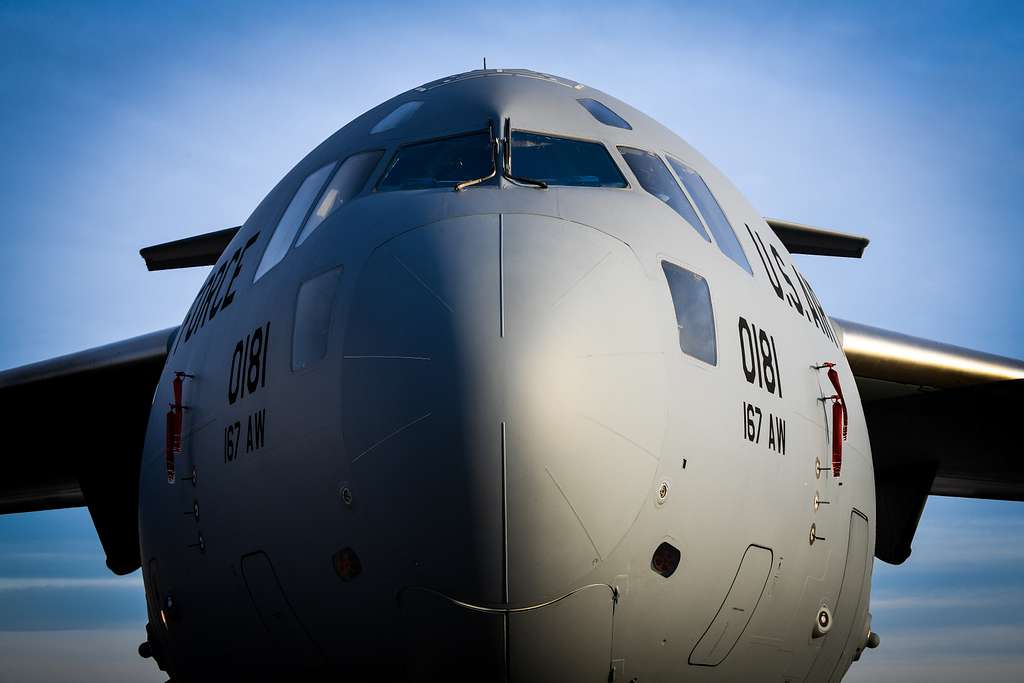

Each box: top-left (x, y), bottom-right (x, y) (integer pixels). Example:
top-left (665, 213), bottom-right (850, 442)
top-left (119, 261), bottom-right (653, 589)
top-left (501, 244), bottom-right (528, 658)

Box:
top-left (502, 118), bottom-right (548, 189)
top-left (454, 120), bottom-right (498, 191)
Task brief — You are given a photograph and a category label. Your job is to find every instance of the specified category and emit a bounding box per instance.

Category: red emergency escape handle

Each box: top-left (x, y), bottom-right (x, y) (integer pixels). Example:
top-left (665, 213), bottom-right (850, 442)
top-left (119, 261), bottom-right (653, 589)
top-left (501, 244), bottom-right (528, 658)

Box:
top-left (165, 410), bottom-right (177, 483)
top-left (826, 366), bottom-right (848, 476)
top-left (831, 401), bottom-right (844, 476)
top-left (165, 372), bottom-right (193, 484)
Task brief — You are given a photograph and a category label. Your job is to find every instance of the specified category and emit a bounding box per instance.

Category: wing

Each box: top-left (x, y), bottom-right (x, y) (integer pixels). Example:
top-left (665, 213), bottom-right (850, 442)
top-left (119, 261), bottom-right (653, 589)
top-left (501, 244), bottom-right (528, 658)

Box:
top-left (140, 226), bottom-right (240, 270)
top-left (765, 218), bottom-right (869, 258)
top-left (834, 318), bottom-right (1024, 564)
top-left (0, 328), bottom-right (176, 573)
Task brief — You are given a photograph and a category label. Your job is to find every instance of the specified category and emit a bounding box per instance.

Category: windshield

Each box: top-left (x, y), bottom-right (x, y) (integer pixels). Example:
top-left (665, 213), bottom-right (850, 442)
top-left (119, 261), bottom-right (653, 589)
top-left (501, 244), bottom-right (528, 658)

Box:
top-left (509, 132), bottom-right (626, 187)
top-left (378, 131), bottom-right (493, 191)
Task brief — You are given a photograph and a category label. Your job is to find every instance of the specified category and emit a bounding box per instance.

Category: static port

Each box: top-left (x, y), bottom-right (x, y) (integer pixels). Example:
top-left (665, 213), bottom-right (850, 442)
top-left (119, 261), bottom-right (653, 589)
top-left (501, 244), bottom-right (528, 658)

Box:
top-left (813, 605), bottom-right (833, 638)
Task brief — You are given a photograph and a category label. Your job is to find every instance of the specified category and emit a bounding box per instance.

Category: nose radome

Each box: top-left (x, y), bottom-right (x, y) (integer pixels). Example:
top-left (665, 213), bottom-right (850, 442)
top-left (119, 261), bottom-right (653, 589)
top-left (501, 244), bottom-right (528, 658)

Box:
top-left (341, 213), bottom-right (668, 608)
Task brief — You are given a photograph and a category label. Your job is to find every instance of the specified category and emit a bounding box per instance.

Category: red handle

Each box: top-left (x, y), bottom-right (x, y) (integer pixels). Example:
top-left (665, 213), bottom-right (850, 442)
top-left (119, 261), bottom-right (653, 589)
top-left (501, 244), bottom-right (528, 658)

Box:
top-left (826, 366), bottom-right (848, 476)
top-left (165, 410), bottom-right (177, 483)
top-left (827, 367), bottom-right (848, 440)
top-left (831, 401), bottom-right (843, 476)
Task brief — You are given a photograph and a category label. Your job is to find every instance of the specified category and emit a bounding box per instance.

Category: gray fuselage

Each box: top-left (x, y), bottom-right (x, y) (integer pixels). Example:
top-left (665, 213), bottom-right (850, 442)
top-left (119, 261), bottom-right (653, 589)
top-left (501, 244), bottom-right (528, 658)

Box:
top-left (138, 70), bottom-right (875, 682)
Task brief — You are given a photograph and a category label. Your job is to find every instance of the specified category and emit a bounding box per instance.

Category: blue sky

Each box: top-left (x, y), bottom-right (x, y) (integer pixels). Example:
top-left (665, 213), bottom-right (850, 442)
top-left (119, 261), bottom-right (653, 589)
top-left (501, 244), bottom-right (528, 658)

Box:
top-left (1, 1), bottom-right (1022, 680)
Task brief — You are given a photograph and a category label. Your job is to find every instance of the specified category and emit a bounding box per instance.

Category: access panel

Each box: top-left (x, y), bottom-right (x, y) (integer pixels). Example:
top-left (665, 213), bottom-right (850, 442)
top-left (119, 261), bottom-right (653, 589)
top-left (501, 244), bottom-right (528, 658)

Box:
top-left (689, 544), bottom-right (773, 666)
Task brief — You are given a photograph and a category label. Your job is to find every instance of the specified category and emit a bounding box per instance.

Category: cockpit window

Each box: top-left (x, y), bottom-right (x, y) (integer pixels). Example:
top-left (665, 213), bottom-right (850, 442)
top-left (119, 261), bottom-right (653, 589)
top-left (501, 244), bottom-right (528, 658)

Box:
top-left (618, 147), bottom-right (710, 241)
top-left (377, 130), bottom-right (493, 191)
top-left (666, 157), bottom-right (752, 274)
top-left (254, 162), bottom-right (335, 282)
top-left (370, 101), bottom-right (423, 135)
top-left (662, 261), bottom-right (717, 365)
top-left (509, 131), bottom-right (626, 187)
top-left (295, 150), bottom-right (383, 246)
top-left (577, 98), bottom-right (632, 130)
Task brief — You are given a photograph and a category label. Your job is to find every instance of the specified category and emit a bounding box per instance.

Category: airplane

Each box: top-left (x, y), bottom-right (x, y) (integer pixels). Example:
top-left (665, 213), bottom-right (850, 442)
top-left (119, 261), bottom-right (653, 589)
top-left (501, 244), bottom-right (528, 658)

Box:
top-left (1, 68), bottom-right (1021, 682)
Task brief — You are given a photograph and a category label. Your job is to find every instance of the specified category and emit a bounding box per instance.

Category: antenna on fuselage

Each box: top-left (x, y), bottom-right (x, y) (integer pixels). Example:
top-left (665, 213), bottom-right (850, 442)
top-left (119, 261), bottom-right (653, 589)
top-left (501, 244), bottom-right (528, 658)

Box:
top-left (483, 57), bottom-right (487, 69)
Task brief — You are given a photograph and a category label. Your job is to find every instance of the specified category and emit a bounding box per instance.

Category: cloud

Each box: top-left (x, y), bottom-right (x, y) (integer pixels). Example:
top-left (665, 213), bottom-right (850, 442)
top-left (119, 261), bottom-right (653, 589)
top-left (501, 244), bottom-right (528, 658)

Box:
top-left (847, 625), bottom-right (1024, 683)
top-left (0, 577), bottom-right (143, 591)
top-left (871, 590), bottom-right (1024, 611)
top-left (0, 576), bottom-right (149, 632)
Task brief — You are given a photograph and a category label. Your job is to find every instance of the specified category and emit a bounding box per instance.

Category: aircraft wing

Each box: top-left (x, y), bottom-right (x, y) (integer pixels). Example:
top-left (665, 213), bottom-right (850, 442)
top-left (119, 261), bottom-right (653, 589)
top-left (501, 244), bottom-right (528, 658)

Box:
top-left (834, 318), bottom-right (1024, 564)
top-left (0, 327), bottom-right (176, 573)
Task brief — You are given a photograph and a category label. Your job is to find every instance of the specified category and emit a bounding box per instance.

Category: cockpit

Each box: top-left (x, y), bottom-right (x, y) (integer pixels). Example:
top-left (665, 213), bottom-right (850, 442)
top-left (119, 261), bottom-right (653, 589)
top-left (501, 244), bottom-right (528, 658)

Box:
top-left (253, 84), bottom-right (754, 282)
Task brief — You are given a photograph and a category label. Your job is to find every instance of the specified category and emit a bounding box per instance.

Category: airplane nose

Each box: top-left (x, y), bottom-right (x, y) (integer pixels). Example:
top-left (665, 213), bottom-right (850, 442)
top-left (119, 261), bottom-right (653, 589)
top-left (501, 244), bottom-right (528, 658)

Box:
top-left (340, 212), bottom-right (668, 671)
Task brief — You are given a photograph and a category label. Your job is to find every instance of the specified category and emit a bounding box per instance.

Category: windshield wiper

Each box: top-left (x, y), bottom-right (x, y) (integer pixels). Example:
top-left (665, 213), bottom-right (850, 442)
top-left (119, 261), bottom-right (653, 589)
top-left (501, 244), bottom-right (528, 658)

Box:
top-left (453, 120), bottom-right (497, 191)
top-left (502, 118), bottom-right (548, 189)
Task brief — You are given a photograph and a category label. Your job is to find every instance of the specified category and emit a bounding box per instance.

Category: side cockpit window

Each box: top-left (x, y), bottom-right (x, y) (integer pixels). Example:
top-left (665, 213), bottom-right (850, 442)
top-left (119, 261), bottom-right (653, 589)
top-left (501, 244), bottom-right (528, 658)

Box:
top-left (295, 150), bottom-right (383, 246)
top-left (254, 162), bottom-right (335, 282)
top-left (662, 261), bottom-right (717, 365)
top-left (619, 147), bottom-right (710, 241)
top-left (378, 130), bottom-right (493, 191)
top-left (510, 131), bottom-right (627, 187)
top-left (666, 157), bottom-right (752, 274)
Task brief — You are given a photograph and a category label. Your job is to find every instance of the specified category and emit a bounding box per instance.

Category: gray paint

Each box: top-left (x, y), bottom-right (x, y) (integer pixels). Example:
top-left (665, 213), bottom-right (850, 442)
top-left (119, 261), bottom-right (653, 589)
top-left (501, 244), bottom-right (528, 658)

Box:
top-left (127, 69), bottom-right (879, 681)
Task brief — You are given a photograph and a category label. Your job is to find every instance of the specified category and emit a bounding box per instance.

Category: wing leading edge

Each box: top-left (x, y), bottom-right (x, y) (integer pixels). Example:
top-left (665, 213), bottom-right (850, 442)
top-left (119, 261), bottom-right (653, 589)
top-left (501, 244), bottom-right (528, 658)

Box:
top-left (0, 328), bottom-right (176, 573)
top-left (834, 318), bottom-right (1024, 564)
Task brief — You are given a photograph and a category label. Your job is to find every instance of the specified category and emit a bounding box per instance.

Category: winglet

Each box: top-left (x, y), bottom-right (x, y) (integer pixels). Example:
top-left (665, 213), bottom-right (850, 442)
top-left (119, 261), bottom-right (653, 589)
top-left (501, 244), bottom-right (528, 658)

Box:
top-left (140, 226), bottom-right (241, 271)
top-left (765, 218), bottom-right (869, 258)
